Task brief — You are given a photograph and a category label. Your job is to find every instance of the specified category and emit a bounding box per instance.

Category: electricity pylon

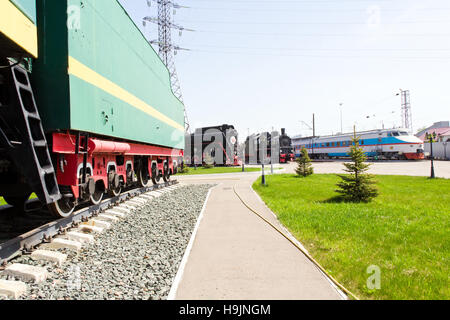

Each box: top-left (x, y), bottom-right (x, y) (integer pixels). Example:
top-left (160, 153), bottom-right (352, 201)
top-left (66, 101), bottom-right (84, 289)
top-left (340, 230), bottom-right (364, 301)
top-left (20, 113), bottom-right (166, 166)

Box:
top-left (400, 89), bottom-right (413, 133)
top-left (143, 0), bottom-right (193, 133)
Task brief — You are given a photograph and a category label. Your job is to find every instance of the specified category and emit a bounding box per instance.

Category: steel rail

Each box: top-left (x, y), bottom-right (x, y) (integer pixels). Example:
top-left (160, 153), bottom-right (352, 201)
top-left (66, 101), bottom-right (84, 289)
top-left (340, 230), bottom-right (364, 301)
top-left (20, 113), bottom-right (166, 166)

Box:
top-left (0, 180), bottom-right (179, 265)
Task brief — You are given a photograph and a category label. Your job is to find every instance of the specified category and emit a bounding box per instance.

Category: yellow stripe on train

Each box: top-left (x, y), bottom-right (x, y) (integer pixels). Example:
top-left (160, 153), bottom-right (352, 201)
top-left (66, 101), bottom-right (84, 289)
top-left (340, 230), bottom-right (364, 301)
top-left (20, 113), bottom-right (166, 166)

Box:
top-left (68, 56), bottom-right (185, 132)
top-left (0, 0), bottom-right (38, 58)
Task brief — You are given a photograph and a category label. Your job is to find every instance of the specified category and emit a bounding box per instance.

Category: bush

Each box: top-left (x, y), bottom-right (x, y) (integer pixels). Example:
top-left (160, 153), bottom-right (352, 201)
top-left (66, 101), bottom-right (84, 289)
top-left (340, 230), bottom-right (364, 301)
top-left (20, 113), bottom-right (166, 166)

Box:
top-left (336, 135), bottom-right (378, 202)
top-left (179, 166), bottom-right (190, 174)
top-left (203, 154), bottom-right (214, 169)
top-left (295, 148), bottom-right (314, 177)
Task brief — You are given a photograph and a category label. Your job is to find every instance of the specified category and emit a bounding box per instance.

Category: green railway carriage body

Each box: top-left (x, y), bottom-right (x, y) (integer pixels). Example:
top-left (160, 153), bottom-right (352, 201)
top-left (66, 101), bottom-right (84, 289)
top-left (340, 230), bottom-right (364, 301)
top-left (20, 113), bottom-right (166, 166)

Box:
top-left (32, 0), bottom-right (185, 150)
top-left (0, 0), bottom-right (37, 57)
top-left (9, 0), bottom-right (37, 23)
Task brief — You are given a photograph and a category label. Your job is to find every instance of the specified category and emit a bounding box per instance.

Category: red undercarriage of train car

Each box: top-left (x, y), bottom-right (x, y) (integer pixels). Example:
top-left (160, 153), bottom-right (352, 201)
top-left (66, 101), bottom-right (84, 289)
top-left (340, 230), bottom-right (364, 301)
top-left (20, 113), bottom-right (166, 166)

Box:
top-left (404, 152), bottom-right (425, 160)
top-left (279, 152), bottom-right (295, 163)
top-left (53, 133), bottom-right (183, 201)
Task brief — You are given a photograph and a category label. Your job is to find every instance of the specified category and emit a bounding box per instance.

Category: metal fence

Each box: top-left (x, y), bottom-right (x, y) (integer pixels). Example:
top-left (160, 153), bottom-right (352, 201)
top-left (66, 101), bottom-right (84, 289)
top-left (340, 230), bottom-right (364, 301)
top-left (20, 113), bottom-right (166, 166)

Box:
top-left (424, 142), bottom-right (450, 160)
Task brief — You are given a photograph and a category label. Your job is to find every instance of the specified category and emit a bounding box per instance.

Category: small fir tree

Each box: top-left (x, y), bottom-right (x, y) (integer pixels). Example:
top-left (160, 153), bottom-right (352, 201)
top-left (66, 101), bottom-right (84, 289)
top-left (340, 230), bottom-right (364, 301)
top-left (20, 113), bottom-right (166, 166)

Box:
top-left (295, 147), bottom-right (314, 177)
top-left (336, 134), bottom-right (378, 202)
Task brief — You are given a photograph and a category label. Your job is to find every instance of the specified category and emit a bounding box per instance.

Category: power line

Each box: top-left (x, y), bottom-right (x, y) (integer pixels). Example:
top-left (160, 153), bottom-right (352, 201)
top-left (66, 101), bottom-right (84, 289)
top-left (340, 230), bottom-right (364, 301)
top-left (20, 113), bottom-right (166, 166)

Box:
top-left (188, 44), bottom-right (450, 52)
top-left (195, 30), bottom-right (450, 37)
top-left (177, 19), bottom-right (450, 25)
top-left (189, 0), bottom-right (392, 3)
top-left (185, 6), bottom-right (450, 13)
top-left (190, 49), bottom-right (450, 60)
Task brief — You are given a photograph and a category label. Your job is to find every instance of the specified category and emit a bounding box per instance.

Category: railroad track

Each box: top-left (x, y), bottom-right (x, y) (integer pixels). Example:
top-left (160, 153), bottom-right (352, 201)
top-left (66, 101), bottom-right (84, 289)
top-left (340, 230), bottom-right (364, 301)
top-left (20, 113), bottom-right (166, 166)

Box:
top-left (0, 181), bottom-right (180, 298)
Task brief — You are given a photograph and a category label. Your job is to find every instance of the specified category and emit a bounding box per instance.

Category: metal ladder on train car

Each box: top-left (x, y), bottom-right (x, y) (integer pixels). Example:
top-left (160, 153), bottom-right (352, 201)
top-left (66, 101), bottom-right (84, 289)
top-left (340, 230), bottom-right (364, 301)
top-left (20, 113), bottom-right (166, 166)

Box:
top-left (0, 59), bottom-right (61, 205)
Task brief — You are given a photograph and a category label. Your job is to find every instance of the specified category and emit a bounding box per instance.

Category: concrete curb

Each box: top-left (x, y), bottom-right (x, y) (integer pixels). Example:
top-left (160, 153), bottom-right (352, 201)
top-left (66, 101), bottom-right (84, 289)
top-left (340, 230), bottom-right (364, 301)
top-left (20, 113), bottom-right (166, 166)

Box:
top-left (167, 185), bottom-right (217, 300)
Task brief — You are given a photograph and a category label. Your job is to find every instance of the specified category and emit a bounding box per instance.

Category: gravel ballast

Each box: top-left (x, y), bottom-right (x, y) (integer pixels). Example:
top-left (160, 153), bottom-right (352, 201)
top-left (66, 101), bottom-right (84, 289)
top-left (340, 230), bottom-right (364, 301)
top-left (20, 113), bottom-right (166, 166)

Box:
top-left (1, 184), bottom-right (213, 300)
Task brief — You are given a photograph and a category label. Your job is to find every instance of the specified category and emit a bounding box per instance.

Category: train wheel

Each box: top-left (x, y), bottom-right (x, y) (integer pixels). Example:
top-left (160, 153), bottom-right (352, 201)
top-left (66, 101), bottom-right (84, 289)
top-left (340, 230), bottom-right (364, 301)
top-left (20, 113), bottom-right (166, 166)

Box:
top-left (108, 171), bottom-right (122, 197)
top-left (163, 173), bottom-right (171, 182)
top-left (152, 172), bottom-right (161, 185)
top-left (139, 166), bottom-right (151, 188)
top-left (163, 165), bottom-right (171, 182)
top-left (3, 193), bottom-right (31, 209)
top-left (48, 197), bottom-right (75, 218)
top-left (90, 182), bottom-right (104, 205)
top-left (109, 185), bottom-right (122, 197)
top-left (151, 164), bottom-right (160, 185)
top-left (152, 174), bottom-right (161, 185)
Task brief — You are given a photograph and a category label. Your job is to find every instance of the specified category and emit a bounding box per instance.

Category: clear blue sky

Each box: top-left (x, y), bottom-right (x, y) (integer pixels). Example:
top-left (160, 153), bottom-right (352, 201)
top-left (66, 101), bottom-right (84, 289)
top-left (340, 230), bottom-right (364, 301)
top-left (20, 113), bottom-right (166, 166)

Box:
top-left (120, 0), bottom-right (450, 138)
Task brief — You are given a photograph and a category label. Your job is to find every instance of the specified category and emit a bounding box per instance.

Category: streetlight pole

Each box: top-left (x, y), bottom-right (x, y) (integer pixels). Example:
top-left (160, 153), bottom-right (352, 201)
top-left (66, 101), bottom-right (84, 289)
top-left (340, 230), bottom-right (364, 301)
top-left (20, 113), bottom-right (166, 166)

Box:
top-left (242, 150), bottom-right (245, 172)
top-left (261, 163), bottom-right (266, 185)
top-left (313, 113), bottom-right (316, 137)
top-left (339, 103), bottom-right (343, 133)
top-left (426, 132), bottom-right (436, 179)
top-left (312, 113), bottom-right (316, 160)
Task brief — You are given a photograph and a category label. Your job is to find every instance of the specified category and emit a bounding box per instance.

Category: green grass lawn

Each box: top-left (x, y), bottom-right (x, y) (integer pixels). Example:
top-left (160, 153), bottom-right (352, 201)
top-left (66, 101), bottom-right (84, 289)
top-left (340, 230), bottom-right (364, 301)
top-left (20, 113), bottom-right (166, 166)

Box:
top-left (253, 174), bottom-right (450, 300)
top-left (0, 194), bottom-right (37, 206)
top-left (178, 166), bottom-right (278, 175)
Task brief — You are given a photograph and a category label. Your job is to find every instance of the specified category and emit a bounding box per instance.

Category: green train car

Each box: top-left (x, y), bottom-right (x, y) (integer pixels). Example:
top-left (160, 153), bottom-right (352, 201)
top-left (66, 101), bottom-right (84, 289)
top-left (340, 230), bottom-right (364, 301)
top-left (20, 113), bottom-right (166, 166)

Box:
top-left (0, 0), bottom-right (37, 58)
top-left (0, 0), bottom-right (185, 217)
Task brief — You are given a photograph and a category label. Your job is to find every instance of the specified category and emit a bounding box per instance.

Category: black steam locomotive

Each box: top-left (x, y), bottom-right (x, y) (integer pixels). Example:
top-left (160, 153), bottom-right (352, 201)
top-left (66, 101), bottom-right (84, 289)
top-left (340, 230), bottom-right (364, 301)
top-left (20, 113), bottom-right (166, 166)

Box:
top-left (244, 128), bottom-right (294, 164)
top-left (185, 124), bottom-right (239, 166)
top-left (279, 129), bottom-right (295, 163)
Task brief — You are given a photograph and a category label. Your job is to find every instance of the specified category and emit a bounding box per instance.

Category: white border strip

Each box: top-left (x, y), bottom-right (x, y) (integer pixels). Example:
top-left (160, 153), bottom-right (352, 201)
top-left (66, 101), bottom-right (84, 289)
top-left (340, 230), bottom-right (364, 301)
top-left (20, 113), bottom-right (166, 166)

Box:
top-left (167, 185), bottom-right (217, 300)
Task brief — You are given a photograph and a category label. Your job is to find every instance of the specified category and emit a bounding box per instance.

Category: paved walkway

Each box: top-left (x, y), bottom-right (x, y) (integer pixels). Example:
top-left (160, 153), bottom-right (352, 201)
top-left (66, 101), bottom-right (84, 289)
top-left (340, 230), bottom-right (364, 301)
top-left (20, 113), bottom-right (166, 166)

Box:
top-left (173, 173), bottom-right (343, 300)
